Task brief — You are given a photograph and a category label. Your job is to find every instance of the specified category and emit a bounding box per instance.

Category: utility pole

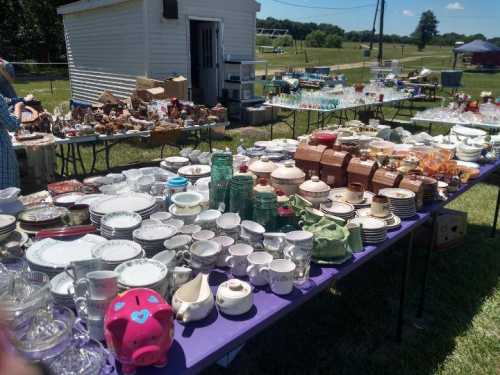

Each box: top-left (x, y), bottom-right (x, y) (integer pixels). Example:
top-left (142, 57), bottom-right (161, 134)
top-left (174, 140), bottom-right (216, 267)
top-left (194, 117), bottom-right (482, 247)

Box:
top-left (378, 0), bottom-right (385, 64)
top-left (369, 0), bottom-right (380, 51)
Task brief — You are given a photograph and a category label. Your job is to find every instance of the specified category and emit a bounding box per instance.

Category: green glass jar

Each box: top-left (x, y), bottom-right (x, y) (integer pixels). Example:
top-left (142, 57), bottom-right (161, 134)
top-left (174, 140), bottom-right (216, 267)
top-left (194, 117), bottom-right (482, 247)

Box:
top-left (253, 191), bottom-right (278, 231)
top-left (229, 175), bottom-right (254, 219)
top-left (210, 151), bottom-right (233, 210)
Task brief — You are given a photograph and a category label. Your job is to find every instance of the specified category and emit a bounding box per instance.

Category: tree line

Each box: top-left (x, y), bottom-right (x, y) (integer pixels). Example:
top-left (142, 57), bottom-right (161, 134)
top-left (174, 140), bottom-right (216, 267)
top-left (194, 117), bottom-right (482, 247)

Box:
top-left (257, 16), bottom-right (500, 49)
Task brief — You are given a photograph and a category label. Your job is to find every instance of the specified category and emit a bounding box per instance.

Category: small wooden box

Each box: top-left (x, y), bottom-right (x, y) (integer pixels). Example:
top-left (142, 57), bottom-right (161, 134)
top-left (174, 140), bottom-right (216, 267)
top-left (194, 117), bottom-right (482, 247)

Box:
top-left (399, 175), bottom-right (424, 210)
top-left (347, 157), bottom-right (378, 191)
top-left (371, 169), bottom-right (403, 194)
top-left (320, 149), bottom-right (352, 187)
top-left (294, 144), bottom-right (327, 179)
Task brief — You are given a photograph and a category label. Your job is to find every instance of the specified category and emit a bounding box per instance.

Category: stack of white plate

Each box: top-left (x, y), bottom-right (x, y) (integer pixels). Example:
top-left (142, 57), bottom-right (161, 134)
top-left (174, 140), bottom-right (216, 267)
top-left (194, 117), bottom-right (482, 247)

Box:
top-left (100, 211), bottom-right (142, 240)
top-left (451, 125), bottom-right (486, 139)
top-left (133, 224), bottom-right (178, 257)
top-left (115, 259), bottom-right (168, 294)
top-left (25, 234), bottom-right (107, 278)
top-left (350, 217), bottom-right (387, 244)
top-left (178, 164), bottom-right (211, 182)
top-left (320, 201), bottom-right (356, 221)
top-left (456, 143), bottom-right (483, 162)
top-left (379, 188), bottom-right (417, 219)
top-left (89, 194), bottom-right (158, 228)
top-left (0, 214), bottom-right (16, 241)
top-left (50, 271), bottom-right (75, 308)
top-left (160, 156), bottom-right (190, 171)
top-left (92, 240), bottom-right (144, 270)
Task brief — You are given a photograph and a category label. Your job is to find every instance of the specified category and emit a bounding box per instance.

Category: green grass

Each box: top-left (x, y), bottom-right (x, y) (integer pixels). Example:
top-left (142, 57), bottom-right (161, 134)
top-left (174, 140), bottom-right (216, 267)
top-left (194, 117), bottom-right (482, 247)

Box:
top-left (12, 51), bottom-right (500, 375)
top-left (14, 79), bottom-right (70, 112)
top-left (257, 42), bottom-right (451, 71)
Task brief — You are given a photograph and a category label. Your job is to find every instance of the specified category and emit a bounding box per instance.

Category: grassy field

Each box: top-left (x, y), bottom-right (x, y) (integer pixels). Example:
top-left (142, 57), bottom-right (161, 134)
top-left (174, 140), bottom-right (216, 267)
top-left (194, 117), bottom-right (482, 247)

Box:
top-left (257, 42), bottom-right (452, 71)
top-left (12, 50), bottom-right (500, 375)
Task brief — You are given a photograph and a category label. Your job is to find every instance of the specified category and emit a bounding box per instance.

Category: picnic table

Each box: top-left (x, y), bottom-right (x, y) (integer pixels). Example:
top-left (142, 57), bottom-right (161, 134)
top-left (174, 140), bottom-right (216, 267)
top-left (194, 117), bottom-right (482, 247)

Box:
top-left (411, 116), bottom-right (500, 134)
top-left (12, 122), bottom-right (228, 177)
top-left (138, 158), bottom-right (500, 375)
top-left (266, 95), bottom-right (424, 139)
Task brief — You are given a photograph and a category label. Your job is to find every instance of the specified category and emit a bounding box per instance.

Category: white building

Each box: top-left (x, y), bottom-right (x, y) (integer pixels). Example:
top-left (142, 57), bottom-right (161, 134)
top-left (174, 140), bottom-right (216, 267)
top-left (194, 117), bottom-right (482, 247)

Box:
top-left (58, 0), bottom-right (260, 105)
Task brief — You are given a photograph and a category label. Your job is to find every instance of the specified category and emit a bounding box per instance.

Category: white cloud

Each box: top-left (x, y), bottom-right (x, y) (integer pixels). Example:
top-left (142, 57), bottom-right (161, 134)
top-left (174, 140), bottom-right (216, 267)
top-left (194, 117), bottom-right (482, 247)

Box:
top-left (446, 2), bottom-right (464, 10)
top-left (402, 9), bottom-right (414, 16)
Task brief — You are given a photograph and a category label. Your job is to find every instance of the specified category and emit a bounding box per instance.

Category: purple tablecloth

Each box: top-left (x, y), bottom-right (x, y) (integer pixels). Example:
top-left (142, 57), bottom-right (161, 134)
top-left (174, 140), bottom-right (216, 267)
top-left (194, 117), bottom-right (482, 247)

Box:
top-left (139, 159), bottom-right (500, 375)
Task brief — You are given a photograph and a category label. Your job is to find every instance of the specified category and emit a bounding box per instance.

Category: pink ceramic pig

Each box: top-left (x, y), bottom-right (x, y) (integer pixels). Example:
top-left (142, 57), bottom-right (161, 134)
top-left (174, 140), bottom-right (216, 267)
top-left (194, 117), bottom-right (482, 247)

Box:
top-left (104, 288), bottom-right (174, 375)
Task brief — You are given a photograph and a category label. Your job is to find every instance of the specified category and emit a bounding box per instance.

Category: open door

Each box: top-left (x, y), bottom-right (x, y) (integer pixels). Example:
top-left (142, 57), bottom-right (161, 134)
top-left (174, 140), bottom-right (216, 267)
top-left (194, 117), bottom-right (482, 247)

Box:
top-left (190, 20), bottom-right (219, 105)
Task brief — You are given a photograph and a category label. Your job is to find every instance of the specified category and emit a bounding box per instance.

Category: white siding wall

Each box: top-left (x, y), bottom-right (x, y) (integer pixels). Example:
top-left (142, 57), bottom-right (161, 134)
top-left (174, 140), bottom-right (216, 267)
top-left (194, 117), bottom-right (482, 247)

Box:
top-left (64, 0), bottom-right (145, 102)
top-left (147, 0), bottom-right (257, 80)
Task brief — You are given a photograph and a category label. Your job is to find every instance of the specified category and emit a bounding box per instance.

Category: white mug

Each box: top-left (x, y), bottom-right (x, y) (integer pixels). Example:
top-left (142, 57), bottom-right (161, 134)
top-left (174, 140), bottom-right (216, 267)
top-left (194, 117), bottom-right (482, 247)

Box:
top-left (225, 243), bottom-right (253, 277)
top-left (246, 252), bottom-right (273, 286)
top-left (75, 270), bottom-right (118, 300)
top-left (262, 259), bottom-right (296, 295)
top-left (65, 258), bottom-right (102, 281)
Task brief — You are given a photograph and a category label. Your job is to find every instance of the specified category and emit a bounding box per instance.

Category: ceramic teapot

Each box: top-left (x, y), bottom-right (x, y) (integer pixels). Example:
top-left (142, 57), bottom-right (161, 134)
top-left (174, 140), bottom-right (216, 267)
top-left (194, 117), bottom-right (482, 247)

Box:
top-left (270, 161), bottom-right (306, 196)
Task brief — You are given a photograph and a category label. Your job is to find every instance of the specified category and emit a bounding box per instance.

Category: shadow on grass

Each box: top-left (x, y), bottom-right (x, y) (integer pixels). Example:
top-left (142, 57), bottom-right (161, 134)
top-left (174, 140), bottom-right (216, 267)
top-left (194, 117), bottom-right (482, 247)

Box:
top-left (200, 220), bottom-right (499, 375)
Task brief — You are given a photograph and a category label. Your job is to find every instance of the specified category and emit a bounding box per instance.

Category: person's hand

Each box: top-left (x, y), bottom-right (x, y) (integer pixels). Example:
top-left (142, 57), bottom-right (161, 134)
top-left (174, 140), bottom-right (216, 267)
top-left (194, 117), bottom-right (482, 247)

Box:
top-left (14, 102), bottom-right (24, 121)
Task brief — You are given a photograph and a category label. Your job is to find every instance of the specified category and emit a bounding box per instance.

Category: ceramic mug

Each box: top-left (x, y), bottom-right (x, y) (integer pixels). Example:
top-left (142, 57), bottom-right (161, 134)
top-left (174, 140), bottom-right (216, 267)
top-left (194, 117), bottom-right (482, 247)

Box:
top-left (74, 270), bottom-right (118, 300)
top-left (246, 252), bottom-right (273, 286)
top-left (262, 233), bottom-right (286, 258)
top-left (65, 258), bottom-right (103, 282)
top-left (345, 183), bottom-right (365, 204)
top-left (225, 244), bottom-right (254, 277)
top-left (261, 259), bottom-right (296, 295)
top-left (371, 195), bottom-right (390, 218)
top-left (213, 236), bottom-right (235, 268)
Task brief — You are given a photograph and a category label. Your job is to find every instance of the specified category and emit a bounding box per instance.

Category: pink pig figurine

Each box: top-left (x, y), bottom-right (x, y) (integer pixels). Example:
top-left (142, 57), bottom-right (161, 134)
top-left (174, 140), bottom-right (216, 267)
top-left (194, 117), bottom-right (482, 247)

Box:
top-left (104, 288), bottom-right (174, 375)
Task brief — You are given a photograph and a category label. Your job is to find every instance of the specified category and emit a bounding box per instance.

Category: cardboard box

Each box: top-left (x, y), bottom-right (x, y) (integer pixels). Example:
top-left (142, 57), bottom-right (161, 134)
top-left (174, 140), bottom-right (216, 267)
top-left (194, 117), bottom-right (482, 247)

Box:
top-left (136, 77), bottom-right (164, 90)
top-left (163, 76), bottom-right (188, 100)
top-left (416, 208), bottom-right (467, 251)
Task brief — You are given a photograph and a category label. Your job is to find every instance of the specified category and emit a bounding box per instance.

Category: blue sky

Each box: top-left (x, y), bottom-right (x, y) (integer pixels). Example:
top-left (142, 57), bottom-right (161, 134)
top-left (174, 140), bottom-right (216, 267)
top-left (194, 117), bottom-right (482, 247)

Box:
top-left (258, 1), bottom-right (500, 38)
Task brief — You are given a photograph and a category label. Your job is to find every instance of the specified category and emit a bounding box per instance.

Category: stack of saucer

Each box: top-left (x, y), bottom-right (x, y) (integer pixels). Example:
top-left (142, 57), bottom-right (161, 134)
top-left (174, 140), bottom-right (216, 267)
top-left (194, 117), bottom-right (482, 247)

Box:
top-left (100, 212), bottom-right (142, 240)
top-left (89, 194), bottom-right (158, 228)
top-left (379, 188), bottom-right (417, 219)
top-left (349, 217), bottom-right (387, 244)
top-left (356, 208), bottom-right (401, 231)
top-left (92, 240), bottom-right (144, 270)
top-left (320, 201), bottom-right (356, 221)
top-left (420, 177), bottom-right (438, 203)
top-left (133, 224), bottom-right (178, 257)
top-left (115, 259), bottom-right (168, 295)
top-left (0, 214), bottom-right (16, 241)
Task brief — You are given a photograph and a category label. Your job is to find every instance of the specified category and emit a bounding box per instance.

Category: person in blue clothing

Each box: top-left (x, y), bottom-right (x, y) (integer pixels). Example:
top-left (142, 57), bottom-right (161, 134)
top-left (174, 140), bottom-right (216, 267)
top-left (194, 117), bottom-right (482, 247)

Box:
top-left (0, 58), bottom-right (17, 99)
top-left (0, 61), bottom-right (24, 189)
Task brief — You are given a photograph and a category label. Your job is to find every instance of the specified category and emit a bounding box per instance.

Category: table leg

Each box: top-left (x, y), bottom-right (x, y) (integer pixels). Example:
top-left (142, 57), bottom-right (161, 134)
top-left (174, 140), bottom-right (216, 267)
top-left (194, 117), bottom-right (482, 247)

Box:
top-left (292, 111), bottom-right (297, 139)
top-left (70, 144), bottom-right (78, 176)
top-left (491, 186), bottom-right (500, 238)
top-left (90, 143), bottom-right (97, 174)
top-left (306, 111), bottom-right (311, 134)
top-left (104, 141), bottom-right (111, 172)
top-left (58, 144), bottom-right (66, 177)
top-left (416, 212), bottom-right (438, 321)
top-left (270, 107), bottom-right (274, 140)
top-left (76, 144), bottom-right (86, 175)
top-left (65, 145), bottom-right (71, 176)
top-left (208, 128), bottom-right (213, 153)
top-left (396, 230), bottom-right (414, 343)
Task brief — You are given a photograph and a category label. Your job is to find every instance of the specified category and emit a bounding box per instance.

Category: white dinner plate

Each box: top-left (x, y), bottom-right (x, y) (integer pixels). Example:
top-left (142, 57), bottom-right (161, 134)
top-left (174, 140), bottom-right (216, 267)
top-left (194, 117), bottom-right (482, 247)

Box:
top-left (115, 259), bottom-right (167, 287)
top-left (92, 240), bottom-right (143, 263)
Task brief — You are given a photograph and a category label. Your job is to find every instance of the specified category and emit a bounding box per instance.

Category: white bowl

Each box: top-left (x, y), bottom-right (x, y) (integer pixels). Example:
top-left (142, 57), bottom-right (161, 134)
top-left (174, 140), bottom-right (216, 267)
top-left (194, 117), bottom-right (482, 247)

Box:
top-left (216, 213), bottom-right (241, 230)
top-left (171, 192), bottom-right (204, 208)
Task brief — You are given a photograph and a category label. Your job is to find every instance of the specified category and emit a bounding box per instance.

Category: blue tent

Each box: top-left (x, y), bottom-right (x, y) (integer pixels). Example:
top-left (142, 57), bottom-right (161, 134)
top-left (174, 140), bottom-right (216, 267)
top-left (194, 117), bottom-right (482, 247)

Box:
top-left (453, 39), bottom-right (500, 54)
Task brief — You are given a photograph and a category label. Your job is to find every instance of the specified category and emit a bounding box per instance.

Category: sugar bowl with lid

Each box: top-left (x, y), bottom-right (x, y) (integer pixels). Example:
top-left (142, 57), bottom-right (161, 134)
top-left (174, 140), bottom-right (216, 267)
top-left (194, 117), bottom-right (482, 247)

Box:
top-left (270, 161), bottom-right (306, 196)
top-left (298, 176), bottom-right (331, 207)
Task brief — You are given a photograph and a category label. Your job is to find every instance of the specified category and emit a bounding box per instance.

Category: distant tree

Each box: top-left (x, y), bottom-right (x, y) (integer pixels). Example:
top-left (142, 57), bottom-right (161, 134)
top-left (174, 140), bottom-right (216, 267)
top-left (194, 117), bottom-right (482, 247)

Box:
top-left (273, 35), bottom-right (294, 47)
top-left (305, 30), bottom-right (327, 47)
top-left (325, 34), bottom-right (342, 48)
top-left (412, 10), bottom-right (439, 50)
top-left (256, 35), bottom-right (273, 46)
top-left (489, 38), bottom-right (500, 47)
